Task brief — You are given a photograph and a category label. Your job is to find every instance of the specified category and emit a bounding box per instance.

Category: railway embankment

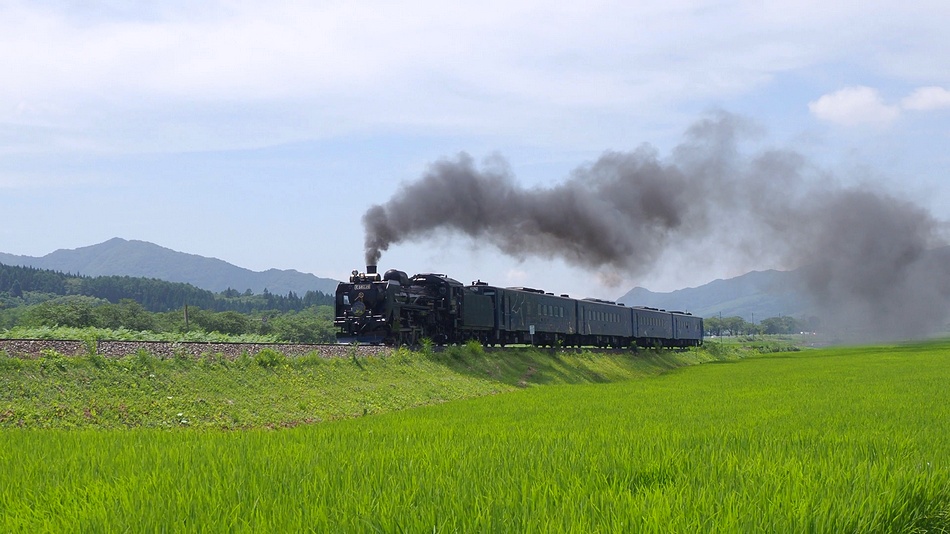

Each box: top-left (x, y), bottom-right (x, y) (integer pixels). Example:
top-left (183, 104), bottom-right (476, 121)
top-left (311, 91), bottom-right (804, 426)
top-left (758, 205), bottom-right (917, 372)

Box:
top-left (0, 339), bottom-right (391, 360)
top-left (0, 341), bottom-right (739, 430)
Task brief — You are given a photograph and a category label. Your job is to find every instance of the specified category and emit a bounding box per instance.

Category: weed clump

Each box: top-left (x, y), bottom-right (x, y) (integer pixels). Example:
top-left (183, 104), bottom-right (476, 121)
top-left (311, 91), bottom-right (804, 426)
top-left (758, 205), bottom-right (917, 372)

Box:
top-left (254, 348), bottom-right (286, 368)
top-left (39, 348), bottom-right (68, 373)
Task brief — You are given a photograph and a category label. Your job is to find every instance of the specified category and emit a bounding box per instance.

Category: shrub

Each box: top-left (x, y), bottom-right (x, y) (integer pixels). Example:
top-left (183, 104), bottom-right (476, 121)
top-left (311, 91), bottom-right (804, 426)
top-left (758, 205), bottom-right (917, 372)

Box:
top-left (464, 339), bottom-right (485, 357)
top-left (254, 348), bottom-right (286, 368)
top-left (39, 348), bottom-right (68, 373)
top-left (85, 351), bottom-right (108, 369)
top-left (419, 338), bottom-right (434, 358)
top-left (132, 348), bottom-right (155, 372)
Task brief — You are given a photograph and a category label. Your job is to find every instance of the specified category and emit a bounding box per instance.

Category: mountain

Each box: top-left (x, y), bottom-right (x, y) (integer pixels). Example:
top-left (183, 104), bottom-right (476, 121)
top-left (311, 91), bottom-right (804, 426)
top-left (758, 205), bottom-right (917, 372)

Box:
top-left (616, 269), bottom-right (810, 320)
top-left (0, 238), bottom-right (341, 296)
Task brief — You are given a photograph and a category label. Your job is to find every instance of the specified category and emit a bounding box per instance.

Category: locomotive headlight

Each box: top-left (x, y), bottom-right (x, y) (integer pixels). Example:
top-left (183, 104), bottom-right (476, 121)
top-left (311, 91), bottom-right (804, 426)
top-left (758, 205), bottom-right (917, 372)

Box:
top-left (351, 301), bottom-right (366, 317)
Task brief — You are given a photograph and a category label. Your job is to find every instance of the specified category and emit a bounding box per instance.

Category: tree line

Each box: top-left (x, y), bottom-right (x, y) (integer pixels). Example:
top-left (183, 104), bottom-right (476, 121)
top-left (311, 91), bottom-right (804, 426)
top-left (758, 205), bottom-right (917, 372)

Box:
top-left (0, 263), bottom-right (337, 343)
top-left (704, 314), bottom-right (820, 336)
top-left (0, 263), bottom-right (332, 312)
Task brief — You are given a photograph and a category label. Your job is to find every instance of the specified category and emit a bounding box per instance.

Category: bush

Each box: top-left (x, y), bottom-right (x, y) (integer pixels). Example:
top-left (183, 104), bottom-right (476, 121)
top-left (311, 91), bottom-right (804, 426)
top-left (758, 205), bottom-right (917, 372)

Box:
top-left (419, 338), bottom-right (434, 358)
top-left (39, 349), bottom-right (68, 373)
top-left (254, 348), bottom-right (286, 368)
top-left (464, 339), bottom-right (485, 357)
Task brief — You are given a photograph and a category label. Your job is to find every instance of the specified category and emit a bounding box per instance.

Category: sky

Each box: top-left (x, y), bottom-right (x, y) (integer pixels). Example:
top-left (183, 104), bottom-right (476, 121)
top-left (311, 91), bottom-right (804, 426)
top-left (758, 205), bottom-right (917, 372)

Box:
top-left (2, 0), bottom-right (949, 301)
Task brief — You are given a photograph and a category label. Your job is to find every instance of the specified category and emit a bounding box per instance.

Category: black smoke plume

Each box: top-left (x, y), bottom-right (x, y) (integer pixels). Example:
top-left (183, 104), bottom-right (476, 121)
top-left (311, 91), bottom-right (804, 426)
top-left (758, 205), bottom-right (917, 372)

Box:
top-left (363, 111), bottom-right (950, 341)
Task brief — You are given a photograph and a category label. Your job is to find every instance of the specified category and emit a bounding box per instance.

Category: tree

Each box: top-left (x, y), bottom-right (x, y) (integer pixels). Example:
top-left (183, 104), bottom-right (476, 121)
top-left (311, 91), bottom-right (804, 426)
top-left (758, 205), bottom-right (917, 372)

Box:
top-left (222, 287), bottom-right (240, 298)
top-left (760, 316), bottom-right (802, 335)
top-left (23, 299), bottom-right (97, 328)
top-left (188, 309), bottom-right (252, 335)
top-left (705, 316), bottom-right (723, 336)
top-left (10, 279), bottom-right (22, 298)
top-left (721, 316), bottom-right (748, 336)
top-left (270, 309), bottom-right (335, 343)
top-left (96, 299), bottom-right (155, 331)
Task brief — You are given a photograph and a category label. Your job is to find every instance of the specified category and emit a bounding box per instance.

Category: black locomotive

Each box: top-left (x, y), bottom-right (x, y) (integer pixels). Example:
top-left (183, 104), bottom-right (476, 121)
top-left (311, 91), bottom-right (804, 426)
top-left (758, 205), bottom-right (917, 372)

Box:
top-left (334, 265), bottom-right (703, 348)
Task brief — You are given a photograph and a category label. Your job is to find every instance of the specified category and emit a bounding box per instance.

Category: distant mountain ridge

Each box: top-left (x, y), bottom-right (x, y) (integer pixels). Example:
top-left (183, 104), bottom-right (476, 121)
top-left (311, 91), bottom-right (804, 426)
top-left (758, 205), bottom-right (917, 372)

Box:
top-left (0, 238), bottom-right (341, 296)
top-left (617, 245), bottom-right (950, 321)
top-left (617, 269), bottom-right (810, 321)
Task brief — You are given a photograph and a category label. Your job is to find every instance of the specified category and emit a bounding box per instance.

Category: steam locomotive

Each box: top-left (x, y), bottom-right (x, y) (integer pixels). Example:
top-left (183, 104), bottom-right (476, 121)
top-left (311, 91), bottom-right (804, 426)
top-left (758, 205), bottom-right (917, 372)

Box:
top-left (334, 265), bottom-right (703, 348)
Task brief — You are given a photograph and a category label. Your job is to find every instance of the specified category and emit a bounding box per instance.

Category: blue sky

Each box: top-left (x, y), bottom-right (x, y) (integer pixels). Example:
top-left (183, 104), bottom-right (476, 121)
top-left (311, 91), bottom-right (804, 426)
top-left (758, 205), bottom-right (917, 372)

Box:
top-left (2, 0), bottom-right (949, 300)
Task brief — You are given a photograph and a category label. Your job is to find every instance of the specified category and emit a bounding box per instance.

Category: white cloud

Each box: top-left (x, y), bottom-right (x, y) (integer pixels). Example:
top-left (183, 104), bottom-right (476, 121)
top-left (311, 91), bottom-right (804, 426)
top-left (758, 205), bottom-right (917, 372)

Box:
top-left (810, 84), bottom-right (950, 127)
top-left (2, 1), bottom-right (950, 152)
top-left (808, 86), bottom-right (900, 127)
top-left (901, 86), bottom-right (950, 111)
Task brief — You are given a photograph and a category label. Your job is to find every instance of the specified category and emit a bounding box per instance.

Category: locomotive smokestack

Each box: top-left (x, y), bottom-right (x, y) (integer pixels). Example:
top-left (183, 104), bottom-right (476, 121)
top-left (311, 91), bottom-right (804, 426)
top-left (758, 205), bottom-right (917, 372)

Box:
top-left (367, 265), bottom-right (378, 275)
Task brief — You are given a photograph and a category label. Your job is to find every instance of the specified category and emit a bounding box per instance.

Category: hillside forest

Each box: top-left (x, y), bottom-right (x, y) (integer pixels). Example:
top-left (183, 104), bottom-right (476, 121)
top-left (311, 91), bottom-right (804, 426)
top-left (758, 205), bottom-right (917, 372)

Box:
top-left (0, 263), bottom-right (336, 343)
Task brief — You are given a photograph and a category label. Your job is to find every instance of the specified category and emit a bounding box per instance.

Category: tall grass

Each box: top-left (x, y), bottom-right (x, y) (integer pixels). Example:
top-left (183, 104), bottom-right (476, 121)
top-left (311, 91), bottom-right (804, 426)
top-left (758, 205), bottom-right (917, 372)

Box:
top-left (1, 342), bottom-right (948, 531)
top-left (0, 325), bottom-right (280, 343)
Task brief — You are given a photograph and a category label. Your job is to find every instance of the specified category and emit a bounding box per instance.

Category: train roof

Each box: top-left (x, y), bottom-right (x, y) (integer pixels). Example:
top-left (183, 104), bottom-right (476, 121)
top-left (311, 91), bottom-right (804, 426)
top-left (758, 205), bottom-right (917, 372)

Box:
top-left (581, 297), bottom-right (624, 306)
top-left (631, 306), bottom-right (694, 316)
top-left (411, 273), bottom-right (463, 286)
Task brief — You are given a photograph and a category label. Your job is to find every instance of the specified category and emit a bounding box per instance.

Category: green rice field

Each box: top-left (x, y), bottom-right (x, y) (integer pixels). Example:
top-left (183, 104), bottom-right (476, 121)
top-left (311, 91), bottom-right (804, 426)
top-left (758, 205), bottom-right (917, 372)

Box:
top-left (1, 341), bottom-right (948, 532)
